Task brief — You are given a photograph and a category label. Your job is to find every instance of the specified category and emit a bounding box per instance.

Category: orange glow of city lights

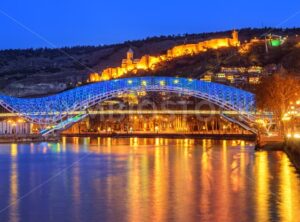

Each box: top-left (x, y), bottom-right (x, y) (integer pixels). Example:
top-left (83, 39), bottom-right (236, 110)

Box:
top-left (89, 31), bottom-right (240, 82)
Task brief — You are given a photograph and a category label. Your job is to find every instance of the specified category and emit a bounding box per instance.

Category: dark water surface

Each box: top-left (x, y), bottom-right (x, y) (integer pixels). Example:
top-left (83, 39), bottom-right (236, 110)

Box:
top-left (0, 137), bottom-right (299, 222)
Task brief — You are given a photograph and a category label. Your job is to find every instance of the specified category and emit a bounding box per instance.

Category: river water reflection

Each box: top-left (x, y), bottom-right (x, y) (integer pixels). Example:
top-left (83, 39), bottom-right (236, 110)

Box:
top-left (0, 138), bottom-right (299, 222)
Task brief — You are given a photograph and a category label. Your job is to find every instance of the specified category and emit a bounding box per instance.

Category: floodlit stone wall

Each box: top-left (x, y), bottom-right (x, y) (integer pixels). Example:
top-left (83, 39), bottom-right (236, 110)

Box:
top-left (89, 31), bottom-right (240, 82)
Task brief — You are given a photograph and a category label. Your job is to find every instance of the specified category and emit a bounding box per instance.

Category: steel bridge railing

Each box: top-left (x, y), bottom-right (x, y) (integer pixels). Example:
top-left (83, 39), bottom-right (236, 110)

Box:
top-left (0, 76), bottom-right (256, 127)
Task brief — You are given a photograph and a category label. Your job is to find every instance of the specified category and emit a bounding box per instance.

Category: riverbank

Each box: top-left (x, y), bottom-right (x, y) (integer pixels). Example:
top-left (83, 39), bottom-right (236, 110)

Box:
top-left (285, 140), bottom-right (300, 171)
top-left (0, 135), bottom-right (60, 143)
top-left (256, 135), bottom-right (285, 151)
top-left (258, 137), bottom-right (300, 171)
top-left (61, 133), bottom-right (256, 140)
top-left (0, 133), bottom-right (256, 143)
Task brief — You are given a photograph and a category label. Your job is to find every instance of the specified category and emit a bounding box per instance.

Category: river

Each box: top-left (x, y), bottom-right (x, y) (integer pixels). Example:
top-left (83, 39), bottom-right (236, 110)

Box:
top-left (0, 137), bottom-right (299, 222)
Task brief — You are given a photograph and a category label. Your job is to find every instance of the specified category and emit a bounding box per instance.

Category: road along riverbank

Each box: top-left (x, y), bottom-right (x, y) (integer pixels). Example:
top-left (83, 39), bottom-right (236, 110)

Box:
top-left (0, 135), bottom-right (60, 143)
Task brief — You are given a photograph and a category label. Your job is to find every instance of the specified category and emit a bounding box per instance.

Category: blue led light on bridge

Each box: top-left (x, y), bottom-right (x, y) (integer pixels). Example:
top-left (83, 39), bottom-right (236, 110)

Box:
top-left (0, 76), bottom-right (256, 128)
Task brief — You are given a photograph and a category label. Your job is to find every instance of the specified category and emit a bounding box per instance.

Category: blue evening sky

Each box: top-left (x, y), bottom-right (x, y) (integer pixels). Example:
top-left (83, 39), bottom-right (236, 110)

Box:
top-left (0, 0), bottom-right (300, 49)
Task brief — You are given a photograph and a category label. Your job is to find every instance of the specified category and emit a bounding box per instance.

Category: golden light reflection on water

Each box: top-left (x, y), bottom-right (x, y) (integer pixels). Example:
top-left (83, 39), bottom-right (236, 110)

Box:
top-left (62, 136), bottom-right (67, 152)
top-left (215, 139), bottom-right (229, 221)
top-left (127, 144), bottom-right (143, 222)
top-left (152, 145), bottom-right (168, 222)
top-left (255, 151), bottom-right (270, 222)
top-left (72, 137), bottom-right (80, 153)
top-left (279, 153), bottom-right (292, 221)
top-left (200, 139), bottom-right (212, 221)
top-left (278, 153), bottom-right (300, 222)
top-left (10, 144), bottom-right (19, 222)
top-left (10, 144), bottom-right (18, 157)
top-left (5, 138), bottom-right (300, 222)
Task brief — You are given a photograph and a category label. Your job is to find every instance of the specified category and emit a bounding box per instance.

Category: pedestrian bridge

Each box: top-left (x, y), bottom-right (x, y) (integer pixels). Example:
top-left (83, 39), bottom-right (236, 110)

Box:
top-left (0, 76), bottom-right (257, 135)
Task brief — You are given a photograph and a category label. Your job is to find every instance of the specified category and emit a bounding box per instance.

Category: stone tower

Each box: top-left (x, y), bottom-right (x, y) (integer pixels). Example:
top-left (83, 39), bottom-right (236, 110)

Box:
top-left (232, 30), bottom-right (239, 45)
top-left (127, 48), bottom-right (134, 61)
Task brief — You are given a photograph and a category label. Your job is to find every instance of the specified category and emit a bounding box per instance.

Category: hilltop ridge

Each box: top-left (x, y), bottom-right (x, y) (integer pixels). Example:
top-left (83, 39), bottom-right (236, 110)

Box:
top-left (0, 27), bottom-right (300, 97)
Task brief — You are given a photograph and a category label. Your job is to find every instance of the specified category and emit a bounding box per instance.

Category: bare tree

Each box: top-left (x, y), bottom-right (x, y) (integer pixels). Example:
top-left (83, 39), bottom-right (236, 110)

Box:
top-left (255, 70), bottom-right (300, 132)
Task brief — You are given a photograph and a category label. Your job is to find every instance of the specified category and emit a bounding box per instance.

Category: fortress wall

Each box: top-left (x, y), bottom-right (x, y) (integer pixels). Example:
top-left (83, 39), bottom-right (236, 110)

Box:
top-left (89, 31), bottom-right (240, 82)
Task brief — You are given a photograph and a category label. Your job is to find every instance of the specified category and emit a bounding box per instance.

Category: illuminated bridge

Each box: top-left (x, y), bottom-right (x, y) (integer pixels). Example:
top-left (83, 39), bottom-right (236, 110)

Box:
top-left (0, 76), bottom-right (257, 135)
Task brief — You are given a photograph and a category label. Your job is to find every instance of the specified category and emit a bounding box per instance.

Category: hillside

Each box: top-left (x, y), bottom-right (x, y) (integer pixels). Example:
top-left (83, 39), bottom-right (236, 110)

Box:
top-left (0, 27), bottom-right (300, 97)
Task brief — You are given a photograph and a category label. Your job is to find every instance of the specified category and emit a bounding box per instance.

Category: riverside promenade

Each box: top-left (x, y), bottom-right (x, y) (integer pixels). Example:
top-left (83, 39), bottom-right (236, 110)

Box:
top-left (0, 135), bottom-right (59, 143)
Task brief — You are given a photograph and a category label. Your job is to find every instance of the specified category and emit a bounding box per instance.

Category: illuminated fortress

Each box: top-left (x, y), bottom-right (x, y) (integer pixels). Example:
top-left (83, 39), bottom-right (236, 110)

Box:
top-left (89, 31), bottom-right (240, 82)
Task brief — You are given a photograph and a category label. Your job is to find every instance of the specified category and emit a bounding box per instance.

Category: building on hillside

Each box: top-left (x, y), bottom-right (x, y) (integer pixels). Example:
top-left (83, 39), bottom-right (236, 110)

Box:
top-left (239, 37), bottom-right (264, 54)
top-left (89, 31), bottom-right (241, 82)
top-left (248, 76), bottom-right (261, 84)
top-left (167, 30), bottom-right (240, 57)
top-left (205, 65), bottom-right (277, 86)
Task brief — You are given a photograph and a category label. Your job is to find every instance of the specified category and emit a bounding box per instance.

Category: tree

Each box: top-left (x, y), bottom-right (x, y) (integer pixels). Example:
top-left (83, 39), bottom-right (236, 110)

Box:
top-left (255, 70), bottom-right (300, 133)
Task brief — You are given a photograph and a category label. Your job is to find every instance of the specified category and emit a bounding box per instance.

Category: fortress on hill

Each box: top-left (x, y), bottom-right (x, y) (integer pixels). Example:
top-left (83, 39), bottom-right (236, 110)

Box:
top-left (89, 31), bottom-right (240, 82)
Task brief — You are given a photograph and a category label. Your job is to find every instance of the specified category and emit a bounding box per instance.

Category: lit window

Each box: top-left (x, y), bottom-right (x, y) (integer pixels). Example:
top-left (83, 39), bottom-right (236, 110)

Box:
top-left (217, 73), bottom-right (226, 78)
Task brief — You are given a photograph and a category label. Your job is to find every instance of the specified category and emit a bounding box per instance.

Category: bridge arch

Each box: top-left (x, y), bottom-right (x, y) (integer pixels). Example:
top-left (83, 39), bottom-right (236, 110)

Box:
top-left (0, 77), bottom-right (256, 132)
